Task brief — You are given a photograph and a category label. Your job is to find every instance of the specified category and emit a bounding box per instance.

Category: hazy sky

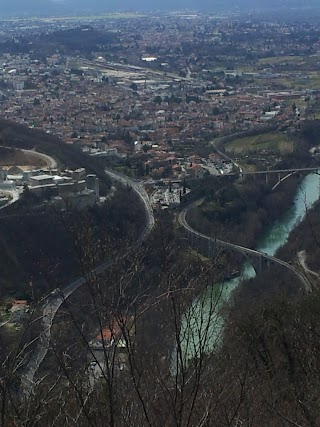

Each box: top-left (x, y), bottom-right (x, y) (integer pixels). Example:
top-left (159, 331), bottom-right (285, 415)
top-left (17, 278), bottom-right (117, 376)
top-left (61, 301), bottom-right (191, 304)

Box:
top-left (55, 0), bottom-right (320, 11)
top-left (1, 0), bottom-right (319, 16)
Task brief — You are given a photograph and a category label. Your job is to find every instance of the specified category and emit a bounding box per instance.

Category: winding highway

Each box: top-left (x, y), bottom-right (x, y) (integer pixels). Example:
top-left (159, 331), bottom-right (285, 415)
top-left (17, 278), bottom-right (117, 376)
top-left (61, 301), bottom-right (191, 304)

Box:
top-left (179, 199), bottom-right (310, 290)
top-left (19, 168), bottom-right (154, 396)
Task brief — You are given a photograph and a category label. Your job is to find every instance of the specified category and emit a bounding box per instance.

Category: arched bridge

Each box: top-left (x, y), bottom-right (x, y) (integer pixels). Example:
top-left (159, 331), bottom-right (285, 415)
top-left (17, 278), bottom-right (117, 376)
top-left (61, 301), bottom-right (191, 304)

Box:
top-left (240, 167), bottom-right (320, 189)
top-left (179, 200), bottom-right (310, 290)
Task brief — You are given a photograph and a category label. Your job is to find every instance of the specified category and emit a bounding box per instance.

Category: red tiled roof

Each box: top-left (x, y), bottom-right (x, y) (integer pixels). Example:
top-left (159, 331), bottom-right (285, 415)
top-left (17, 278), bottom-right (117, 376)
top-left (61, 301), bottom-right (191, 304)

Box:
top-left (96, 322), bottom-right (122, 342)
top-left (13, 300), bottom-right (28, 305)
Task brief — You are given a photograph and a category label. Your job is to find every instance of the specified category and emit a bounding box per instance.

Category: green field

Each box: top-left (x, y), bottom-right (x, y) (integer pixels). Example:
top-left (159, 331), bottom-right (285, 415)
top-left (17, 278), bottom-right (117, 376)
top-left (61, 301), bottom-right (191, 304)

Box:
top-left (258, 56), bottom-right (304, 65)
top-left (274, 72), bottom-right (320, 90)
top-left (225, 132), bottom-right (293, 155)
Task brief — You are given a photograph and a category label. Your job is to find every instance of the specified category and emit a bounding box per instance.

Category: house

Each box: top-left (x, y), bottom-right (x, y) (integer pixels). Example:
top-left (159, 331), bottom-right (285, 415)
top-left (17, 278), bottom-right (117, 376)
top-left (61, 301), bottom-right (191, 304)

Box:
top-left (95, 321), bottom-right (123, 349)
top-left (10, 300), bottom-right (29, 324)
top-left (90, 317), bottom-right (135, 351)
top-left (97, 327), bottom-right (121, 347)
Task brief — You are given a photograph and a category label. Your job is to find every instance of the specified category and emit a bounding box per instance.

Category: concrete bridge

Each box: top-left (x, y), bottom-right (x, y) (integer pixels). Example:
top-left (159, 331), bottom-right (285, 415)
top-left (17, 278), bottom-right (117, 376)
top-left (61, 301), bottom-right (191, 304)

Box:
top-left (179, 200), bottom-right (310, 290)
top-left (141, 167), bottom-right (319, 191)
top-left (240, 167), bottom-right (320, 188)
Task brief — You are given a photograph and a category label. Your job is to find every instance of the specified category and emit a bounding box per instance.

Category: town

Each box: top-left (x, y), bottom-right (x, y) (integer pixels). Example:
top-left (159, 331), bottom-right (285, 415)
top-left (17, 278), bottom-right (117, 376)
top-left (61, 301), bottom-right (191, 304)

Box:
top-left (0, 13), bottom-right (317, 183)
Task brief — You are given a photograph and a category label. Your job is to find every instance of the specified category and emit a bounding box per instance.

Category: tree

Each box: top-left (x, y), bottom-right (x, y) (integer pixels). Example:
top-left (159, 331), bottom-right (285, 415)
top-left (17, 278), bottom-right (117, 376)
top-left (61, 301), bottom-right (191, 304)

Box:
top-left (0, 199), bottom-right (232, 426)
top-left (211, 107), bottom-right (221, 116)
top-left (3, 165), bottom-right (320, 427)
top-left (153, 96), bottom-right (162, 105)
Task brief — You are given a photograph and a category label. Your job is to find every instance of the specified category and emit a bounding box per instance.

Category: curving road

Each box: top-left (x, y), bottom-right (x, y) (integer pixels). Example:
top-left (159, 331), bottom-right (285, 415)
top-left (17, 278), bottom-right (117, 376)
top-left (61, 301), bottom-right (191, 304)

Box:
top-left (298, 250), bottom-right (319, 281)
top-left (0, 189), bottom-right (21, 210)
top-left (20, 149), bottom-right (58, 169)
top-left (179, 199), bottom-right (310, 290)
top-left (0, 146), bottom-right (58, 169)
top-left (19, 168), bottom-right (154, 396)
top-left (104, 168), bottom-right (154, 244)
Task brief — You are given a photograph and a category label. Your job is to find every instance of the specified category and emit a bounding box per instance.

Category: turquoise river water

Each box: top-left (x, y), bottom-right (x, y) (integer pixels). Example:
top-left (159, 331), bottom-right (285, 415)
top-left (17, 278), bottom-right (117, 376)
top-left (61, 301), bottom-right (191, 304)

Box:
top-left (179, 172), bottom-right (320, 362)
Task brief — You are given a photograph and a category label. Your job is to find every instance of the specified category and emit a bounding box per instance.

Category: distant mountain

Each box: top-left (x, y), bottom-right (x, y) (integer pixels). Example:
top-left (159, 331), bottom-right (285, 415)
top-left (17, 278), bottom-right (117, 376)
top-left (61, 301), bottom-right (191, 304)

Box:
top-left (1, 0), bottom-right (320, 17)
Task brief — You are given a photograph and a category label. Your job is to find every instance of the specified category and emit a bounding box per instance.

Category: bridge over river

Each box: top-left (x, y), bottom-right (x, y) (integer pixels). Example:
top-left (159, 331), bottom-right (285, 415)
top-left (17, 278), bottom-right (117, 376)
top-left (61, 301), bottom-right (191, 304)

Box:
top-left (179, 199), bottom-right (310, 290)
top-left (240, 167), bottom-right (320, 189)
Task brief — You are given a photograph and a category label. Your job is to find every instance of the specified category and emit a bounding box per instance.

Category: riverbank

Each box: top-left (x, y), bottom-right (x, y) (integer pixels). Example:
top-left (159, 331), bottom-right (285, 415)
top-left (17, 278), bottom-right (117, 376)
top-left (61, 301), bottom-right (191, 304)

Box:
top-left (181, 172), bottom-right (320, 361)
top-left (186, 174), bottom-right (301, 251)
top-left (277, 199), bottom-right (320, 274)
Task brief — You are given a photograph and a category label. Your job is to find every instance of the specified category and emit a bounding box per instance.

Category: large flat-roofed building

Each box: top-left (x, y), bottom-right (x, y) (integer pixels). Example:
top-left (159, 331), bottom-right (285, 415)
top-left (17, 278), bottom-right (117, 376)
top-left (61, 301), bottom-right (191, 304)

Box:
top-left (29, 175), bottom-right (54, 187)
top-left (72, 168), bottom-right (86, 181)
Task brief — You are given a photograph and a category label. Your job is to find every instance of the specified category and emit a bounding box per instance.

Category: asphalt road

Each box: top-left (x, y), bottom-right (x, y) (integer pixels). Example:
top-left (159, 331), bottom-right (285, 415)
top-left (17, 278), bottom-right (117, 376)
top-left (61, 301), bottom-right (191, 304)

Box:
top-left (19, 167), bottom-right (154, 397)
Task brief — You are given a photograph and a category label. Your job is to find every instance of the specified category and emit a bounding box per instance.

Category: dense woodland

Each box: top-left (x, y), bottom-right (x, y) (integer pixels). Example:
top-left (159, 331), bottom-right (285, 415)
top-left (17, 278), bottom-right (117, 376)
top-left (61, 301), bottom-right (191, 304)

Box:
top-left (0, 187), bottom-right (145, 300)
top-left (187, 175), bottom-right (300, 249)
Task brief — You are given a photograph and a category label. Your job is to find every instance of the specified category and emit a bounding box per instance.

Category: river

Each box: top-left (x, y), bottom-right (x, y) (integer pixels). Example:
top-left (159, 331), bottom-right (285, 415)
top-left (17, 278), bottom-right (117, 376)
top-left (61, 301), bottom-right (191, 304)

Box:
top-left (178, 172), bottom-right (320, 362)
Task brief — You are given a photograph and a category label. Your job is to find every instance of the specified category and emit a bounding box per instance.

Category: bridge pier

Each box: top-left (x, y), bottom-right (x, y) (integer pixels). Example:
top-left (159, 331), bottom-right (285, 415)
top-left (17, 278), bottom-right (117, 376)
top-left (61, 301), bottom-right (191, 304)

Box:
top-left (249, 254), bottom-right (270, 274)
top-left (181, 207), bottom-right (310, 289)
top-left (207, 239), bottom-right (213, 258)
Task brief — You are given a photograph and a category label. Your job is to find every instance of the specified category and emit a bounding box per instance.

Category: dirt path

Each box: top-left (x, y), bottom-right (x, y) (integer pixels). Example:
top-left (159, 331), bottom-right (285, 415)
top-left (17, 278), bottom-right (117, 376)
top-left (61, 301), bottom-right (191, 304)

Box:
top-left (20, 148), bottom-right (58, 169)
top-left (0, 146), bottom-right (58, 169)
top-left (297, 250), bottom-right (319, 279)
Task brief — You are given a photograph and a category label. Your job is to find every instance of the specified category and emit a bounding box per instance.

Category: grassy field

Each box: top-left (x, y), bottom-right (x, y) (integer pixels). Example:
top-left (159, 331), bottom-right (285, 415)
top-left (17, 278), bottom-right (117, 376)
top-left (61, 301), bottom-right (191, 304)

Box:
top-left (225, 132), bottom-right (293, 155)
top-left (283, 97), bottom-right (307, 108)
top-left (258, 56), bottom-right (304, 65)
top-left (237, 162), bottom-right (256, 173)
top-left (274, 73), bottom-right (320, 90)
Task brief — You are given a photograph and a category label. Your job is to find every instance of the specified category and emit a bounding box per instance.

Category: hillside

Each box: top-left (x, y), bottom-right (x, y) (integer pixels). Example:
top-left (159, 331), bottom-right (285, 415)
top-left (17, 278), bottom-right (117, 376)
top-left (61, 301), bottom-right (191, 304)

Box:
top-left (0, 119), bottom-right (146, 300)
top-left (0, 118), bottom-right (111, 195)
